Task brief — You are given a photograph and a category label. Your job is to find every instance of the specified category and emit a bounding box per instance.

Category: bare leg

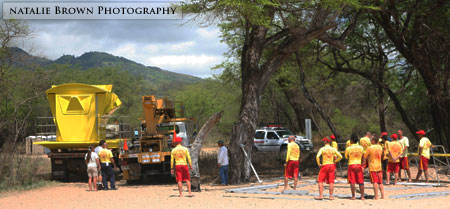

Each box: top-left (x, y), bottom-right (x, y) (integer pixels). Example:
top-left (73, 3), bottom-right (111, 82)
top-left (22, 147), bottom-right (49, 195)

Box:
top-left (415, 170), bottom-right (423, 182)
top-left (406, 168), bottom-right (412, 182)
top-left (398, 169), bottom-right (402, 181)
top-left (379, 183), bottom-right (385, 199)
top-left (373, 183), bottom-right (379, 200)
top-left (424, 170), bottom-right (429, 183)
top-left (386, 171), bottom-right (391, 185)
top-left (177, 181), bottom-right (183, 197)
top-left (359, 184), bottom-right (365, 200)
top-left (316, 182), bottom-right (324, 200)
top-left (93, 176), bottom-right (97, 191)
top-left (293, 177), bottom-right (298, 190)
top-left (350, 184), bottom-right (356, 200)
top-left (186, 180), bottom-right (192, 196)
top-left (329, 183), bottom-right (334, 200)
top-left (283, 177), bottom-right (288, 191)
top-left (88, 177), bottom-right (92, 191)
top-left (394, 172), bottom-right (398, 185)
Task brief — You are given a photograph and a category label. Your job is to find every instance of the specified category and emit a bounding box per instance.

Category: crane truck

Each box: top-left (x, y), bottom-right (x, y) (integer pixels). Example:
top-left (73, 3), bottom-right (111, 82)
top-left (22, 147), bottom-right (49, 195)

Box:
top-left (35, 83), bottom-right (126, 180)
top-left (119, 95), bottom-right (194, 182)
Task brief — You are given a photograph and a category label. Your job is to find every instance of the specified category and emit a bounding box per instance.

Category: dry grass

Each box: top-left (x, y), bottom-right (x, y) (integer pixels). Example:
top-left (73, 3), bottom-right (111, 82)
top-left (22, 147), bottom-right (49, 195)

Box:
top-left (0, 143), bottom-right (53, 192)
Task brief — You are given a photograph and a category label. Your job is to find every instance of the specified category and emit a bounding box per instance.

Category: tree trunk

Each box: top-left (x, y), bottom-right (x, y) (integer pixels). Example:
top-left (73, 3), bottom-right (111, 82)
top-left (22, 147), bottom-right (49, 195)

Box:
top-left (373, 82), bottom-right (387, 132)
top-left (229, 78), bottom-right (262, 184)
top-left (189, 111), bottom-right (223, 191)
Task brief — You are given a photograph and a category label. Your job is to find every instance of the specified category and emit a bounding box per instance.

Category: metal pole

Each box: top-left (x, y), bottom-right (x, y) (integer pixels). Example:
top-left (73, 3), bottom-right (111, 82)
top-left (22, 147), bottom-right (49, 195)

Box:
top-left (240, 144), bottom-right (262, 183)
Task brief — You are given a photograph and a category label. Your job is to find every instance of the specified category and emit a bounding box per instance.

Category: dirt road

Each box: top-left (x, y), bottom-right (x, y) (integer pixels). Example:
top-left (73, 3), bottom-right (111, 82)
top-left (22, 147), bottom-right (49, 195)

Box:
top-left (1, 175), bottom-right (450, 209)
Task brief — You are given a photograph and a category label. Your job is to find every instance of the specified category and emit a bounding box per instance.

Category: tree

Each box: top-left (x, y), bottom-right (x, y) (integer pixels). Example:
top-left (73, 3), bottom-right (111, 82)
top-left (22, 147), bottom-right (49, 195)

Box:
top-left (0, 20), bottom-right (48, 149)
top-left (370, 0), bottom-right (450, 148)
top-left (317, 16), bottom-right (419, 138)
top-left (183, 0), bottom-right (364, 183)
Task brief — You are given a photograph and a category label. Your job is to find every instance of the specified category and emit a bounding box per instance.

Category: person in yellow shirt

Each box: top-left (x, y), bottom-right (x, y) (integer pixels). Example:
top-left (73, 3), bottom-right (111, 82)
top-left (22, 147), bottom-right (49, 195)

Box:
top-left (379, 132), bottom-right (388, 180)
top-left (171, 136), bottom-right (193, 197)
top-left (315, 137), bottom-right (342, 200)
top-left (330, 135), bottom-right (338, 177)
top-left (345, 134), bottom-right (365, 200)
top-left (414, 130), bottom-right (433, 183)
top-left (363, 136), bottom-right (385, 200)
top-left (283, 136), bottom-right (300, 192)
top-left (397, 130), bottom-right (411, 182)
top-left (98, 142), bottom-right (117, 190)
top-left (386, 134), bottom-right (403, 185)
top-left (360, 132), bottom-right (372, 151)
top-left (360, 132), bottom-right (372, 169)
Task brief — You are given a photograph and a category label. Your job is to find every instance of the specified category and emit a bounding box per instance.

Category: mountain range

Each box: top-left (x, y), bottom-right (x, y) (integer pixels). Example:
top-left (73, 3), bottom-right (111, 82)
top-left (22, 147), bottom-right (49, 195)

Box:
top-left (11, 47), bottom-right (202, 87)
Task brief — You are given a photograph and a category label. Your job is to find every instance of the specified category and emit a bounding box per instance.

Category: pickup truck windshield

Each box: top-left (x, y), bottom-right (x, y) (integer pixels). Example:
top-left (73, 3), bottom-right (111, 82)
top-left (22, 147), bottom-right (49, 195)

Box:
top-left (275, 130), bottom-right (293, 137)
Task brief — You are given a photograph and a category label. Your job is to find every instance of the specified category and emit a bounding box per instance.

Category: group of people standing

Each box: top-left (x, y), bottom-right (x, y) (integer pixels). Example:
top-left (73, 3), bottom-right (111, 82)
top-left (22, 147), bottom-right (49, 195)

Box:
top-left (85, 140), bottom-right (117, 191)
top-left (283, 129), bottom-right (433, 200)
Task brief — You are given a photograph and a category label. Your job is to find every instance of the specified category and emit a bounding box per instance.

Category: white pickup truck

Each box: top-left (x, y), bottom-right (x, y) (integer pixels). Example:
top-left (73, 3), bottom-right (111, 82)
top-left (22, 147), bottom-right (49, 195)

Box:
top-left (253, 126), bottom-right (313, 152)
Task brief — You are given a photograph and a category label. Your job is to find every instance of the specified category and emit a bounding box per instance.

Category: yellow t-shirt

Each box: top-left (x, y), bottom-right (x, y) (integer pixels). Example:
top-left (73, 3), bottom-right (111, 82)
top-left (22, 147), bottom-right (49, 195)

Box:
top-left (399, 136), bottom-right (409, 157)
top-left (170, 144), bottom-right (192, 168)
top-left (316, 145), bottom-right (342, 166)
top-left (387, 141), bottom-right (403, 163)
top-left (364, 144), bottom-right (383, 171)
top-left (331, 141), bottom-right (338, 151)
top-left (419, 137), bottom-right (432, 159)
top-left (360, 137), bottom-right (371, 151)
top-left (99, 149), bottom-right (113, 163)
top-left (345, 144), bottom-right (364, 165)
top-left (286, 142), bottom-right (300, 162)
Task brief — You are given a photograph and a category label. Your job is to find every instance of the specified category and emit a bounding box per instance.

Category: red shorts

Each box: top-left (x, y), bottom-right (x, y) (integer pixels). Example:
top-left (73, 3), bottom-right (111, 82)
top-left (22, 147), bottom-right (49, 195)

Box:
top-left (370, 171), bottom-right (382, 184)
top-left (387, 162), bottom-right (400, 173)
top-left (419, 156), bottom-right (429, 171)
top-left (285, 160), bottom-right (299, 178)
top-left (318, 164), bottom-right (335, 184)
top-left (347, 164), bottom-right (364, 184)
top-left (400, 157), bottom-right (409, 169)
top-left (175, 165), bottom-right (190, 182)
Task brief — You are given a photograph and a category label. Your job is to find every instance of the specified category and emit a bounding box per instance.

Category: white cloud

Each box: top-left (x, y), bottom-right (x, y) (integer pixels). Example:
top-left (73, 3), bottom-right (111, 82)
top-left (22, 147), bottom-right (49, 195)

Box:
top-left (146, 54), bottom-right (222, 77)
top-left (196, 28), bottom-right (220, 39)
top-left (111, 43), bottom-right (137, 58)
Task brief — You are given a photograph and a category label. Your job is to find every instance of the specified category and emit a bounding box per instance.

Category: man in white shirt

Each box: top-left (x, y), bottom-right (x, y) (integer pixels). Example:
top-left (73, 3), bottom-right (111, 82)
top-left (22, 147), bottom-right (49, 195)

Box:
top-left (397, 130), bottom-right (411, 182)
top-left (94, 140), bottom-right (105, 189)
top-left (217, 140), bottom-right (229, 186)
top-left (95, 140), bottom-right (105, 154)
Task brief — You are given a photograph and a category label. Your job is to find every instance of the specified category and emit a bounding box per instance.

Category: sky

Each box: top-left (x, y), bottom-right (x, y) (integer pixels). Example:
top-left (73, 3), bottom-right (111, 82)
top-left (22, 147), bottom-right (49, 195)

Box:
top-left (7, 2), bottom-right (228, 78)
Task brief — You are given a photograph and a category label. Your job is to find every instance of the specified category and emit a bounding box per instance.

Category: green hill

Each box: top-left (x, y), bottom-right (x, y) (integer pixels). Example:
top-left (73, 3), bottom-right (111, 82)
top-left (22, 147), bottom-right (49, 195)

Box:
top-left (53, 51), bottom-right (201, 85)
top-left (10, 48), bottom-right (202, 91)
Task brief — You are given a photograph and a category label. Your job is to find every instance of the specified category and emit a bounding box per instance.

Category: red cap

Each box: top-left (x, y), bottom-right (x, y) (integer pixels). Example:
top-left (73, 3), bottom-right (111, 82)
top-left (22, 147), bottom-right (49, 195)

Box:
top-left (391, 134), bottom-right (398, 139)
top-left (173, 137), bottom-right (182, 143)
top-left (416, 130), bottom-right (425, 135)
top-left (380, 132), bottom-right (388, 137)
top-left (322, 137), bottom-right (331, 142)
top-left (330, 135), bottom-right (336, 140)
